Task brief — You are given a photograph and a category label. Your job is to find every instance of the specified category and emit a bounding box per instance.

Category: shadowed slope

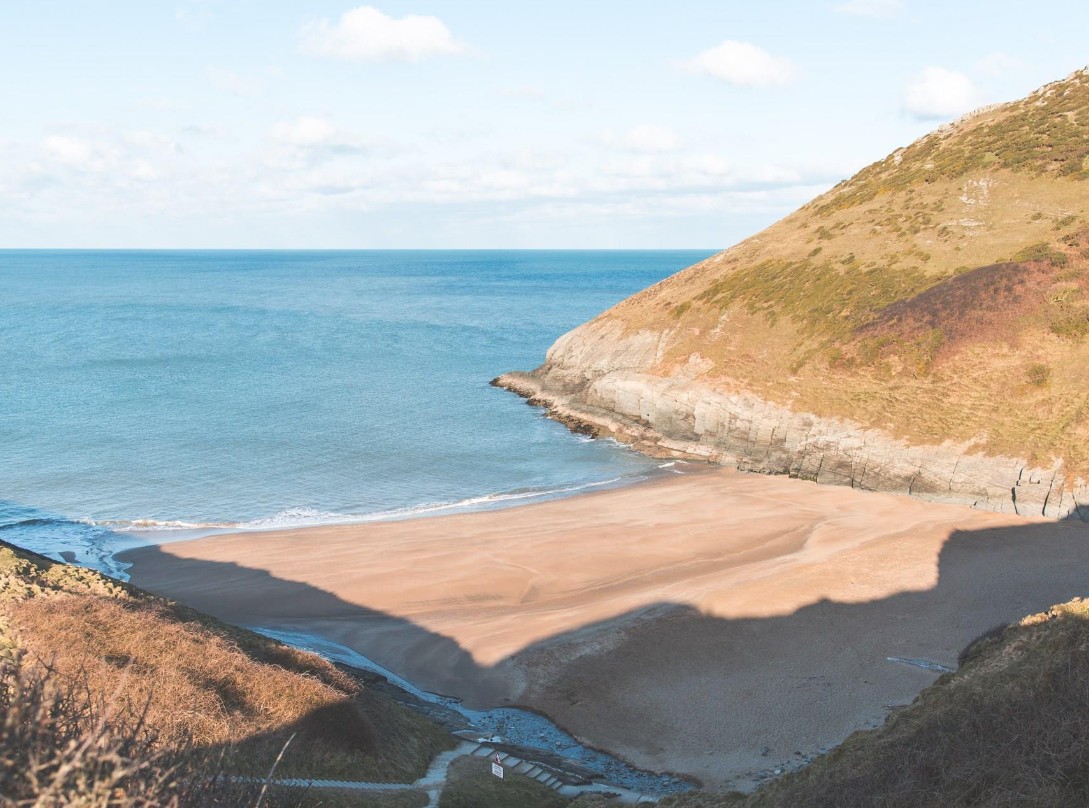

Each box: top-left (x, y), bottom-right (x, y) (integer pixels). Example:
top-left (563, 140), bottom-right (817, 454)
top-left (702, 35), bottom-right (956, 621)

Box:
top-left (660, 595), bottom-right (1089, 808)
top-left (0, 539), bottom-right (452, 789)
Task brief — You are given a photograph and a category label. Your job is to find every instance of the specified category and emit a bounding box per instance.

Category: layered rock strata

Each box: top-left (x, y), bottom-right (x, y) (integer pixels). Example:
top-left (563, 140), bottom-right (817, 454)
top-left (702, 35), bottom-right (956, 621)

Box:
top-left (494, 355), bottom-right (1089, 521)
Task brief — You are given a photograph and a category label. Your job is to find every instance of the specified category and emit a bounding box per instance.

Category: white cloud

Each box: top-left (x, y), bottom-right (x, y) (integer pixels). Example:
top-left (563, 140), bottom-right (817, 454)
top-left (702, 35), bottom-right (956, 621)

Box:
top-left (301, 6), bottom-right (467, 63)
top-left (679, 40), bottom-right (796, 88)
top-left (124, 131), bottom-right (181, 153)
top-left (264, 117), bottom-right (379, 170)
top-left (601, 124), bottom-right (681, 153)
top-left (40, 129), bottom-right (181, 181)
top-left (12, 112), bottom-right (845, 245)
top-left (271, 116), bottom-right (339, 146)
top-left (44, 136), bottom-right (98, 169)
top-left (902, 66), bottom-right (983, 120)
top-left (832, 0), bottom-right (902, 17)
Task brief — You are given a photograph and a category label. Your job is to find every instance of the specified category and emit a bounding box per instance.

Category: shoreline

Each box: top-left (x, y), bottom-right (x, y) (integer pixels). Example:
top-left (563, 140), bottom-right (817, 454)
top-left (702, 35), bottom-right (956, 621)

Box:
top-left (6, 461), bottom-right (680, 584)
top-left (119, 468), bottom-right (1089, 790)
top-left (491, 371), bottom-right (1089, 521)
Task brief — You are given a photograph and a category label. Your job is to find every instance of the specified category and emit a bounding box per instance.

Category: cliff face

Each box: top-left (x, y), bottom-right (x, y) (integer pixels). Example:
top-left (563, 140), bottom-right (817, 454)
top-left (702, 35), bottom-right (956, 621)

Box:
top-left (497, 68), bottom-right (1089, 520)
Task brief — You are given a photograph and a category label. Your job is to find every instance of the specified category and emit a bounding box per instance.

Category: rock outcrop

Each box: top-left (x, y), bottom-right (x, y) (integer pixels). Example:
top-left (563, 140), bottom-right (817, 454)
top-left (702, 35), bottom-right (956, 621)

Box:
top-left (495, 366), bottom-right (1089, 520)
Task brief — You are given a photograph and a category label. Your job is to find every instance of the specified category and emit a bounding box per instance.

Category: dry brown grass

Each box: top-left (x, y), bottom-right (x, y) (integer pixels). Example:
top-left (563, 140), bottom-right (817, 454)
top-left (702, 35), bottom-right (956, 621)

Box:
top-left (0, 657), bottom-right (267, 807)
top-left (0, 656), bottom-right (420, 808)
top-left (11, 594), bottom-right (352, 750)
top-left (0, 541), bottom-right (453, 796)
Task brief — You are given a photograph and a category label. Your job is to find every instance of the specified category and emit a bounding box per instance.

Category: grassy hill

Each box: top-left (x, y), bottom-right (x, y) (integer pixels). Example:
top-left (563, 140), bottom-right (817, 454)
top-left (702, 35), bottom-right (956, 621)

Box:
top-left (0, 540), bottom-right (452, 806)
top-left (536, 67), bottom-right (1089, 477)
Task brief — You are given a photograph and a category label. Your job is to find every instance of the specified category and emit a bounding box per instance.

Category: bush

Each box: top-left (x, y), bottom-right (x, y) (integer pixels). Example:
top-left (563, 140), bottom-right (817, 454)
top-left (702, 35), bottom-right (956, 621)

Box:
top-left (1049, 308), bottom-right (1089, 341)
top-left (1026, 364), bottom-right (1052, 387)
top-left (0, 658), bottom-right (259, 807)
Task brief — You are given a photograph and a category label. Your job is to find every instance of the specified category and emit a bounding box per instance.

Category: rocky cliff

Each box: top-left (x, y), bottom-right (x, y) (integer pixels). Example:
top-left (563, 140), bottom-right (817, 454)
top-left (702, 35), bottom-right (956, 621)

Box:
top-left (497, 68), bottom-right (1089, 520)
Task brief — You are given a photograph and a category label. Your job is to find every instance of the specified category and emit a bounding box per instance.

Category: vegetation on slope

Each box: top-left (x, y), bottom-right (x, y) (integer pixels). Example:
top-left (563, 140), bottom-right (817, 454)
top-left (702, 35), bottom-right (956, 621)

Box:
top-left (658, 597), bottom-right (1089, 808)
top-left (589, 68), bottom-right (1089, 472)
top-left (0, 541), bottom-right (452, 806)
top-left (816, 73), bottom-right (1089, 217)
top-left (437, 757), bottom-right (567, 808)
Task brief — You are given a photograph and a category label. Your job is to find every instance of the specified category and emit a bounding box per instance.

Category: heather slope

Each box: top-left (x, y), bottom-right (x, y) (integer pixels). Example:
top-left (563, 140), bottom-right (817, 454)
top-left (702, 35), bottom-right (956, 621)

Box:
top-left (499, 68), bottom-right (1089, 516)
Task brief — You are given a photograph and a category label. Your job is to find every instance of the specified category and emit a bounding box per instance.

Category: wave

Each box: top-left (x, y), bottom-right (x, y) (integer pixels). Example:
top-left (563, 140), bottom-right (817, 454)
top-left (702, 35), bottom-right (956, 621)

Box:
top-left (0, 469), bottom-right (667, 583)
top-left (348, 476), bottom-right (630, 520)
top-left (1, 515), bottom-right (237, 533)
top-left (232, 476), bottom-right (636, 530)
top-left (71, 475), bottom-right (644, 534)
top-left (91, 517), bottom-right (241, 531)
top-left (0, 470), bottom-right (661, 585)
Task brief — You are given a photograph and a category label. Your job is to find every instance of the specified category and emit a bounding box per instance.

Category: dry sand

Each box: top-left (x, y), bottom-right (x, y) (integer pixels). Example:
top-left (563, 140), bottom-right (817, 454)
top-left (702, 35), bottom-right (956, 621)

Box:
top-left (121, 468), bottom-right (1089, 789)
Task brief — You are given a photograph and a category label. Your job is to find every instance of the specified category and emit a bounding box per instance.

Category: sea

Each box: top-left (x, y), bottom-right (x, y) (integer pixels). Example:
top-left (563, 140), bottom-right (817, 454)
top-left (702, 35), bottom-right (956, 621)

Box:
top-left (0, 249), bottom-right (712, 577)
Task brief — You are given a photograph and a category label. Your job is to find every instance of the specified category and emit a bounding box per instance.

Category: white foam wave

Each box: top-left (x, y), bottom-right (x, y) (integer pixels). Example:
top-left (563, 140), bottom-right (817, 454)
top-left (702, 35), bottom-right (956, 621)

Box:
top-left (238, 507), bottom-right (349, 529)
top-left (237, 477), bottom-right (635, 530)
top-left (90, 517), bottom-right (240, 531)
top-left (84, 475), bottom-right (642, 536)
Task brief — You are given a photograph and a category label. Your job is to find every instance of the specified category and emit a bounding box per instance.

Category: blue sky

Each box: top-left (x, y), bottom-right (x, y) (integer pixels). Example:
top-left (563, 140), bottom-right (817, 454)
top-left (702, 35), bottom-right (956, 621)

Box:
top-left (2, 1), bottom-right (1087, 248)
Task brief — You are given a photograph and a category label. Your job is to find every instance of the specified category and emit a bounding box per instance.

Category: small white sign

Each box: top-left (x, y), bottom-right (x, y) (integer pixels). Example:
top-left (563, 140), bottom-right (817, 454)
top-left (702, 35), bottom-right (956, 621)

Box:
top-left (491, 761), bottom-right (504, 779)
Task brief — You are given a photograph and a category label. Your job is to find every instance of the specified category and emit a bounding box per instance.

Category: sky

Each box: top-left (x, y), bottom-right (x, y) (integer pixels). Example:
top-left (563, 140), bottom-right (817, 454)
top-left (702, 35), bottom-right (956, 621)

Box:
top-left (2, 1), bottom-right (1088, 249)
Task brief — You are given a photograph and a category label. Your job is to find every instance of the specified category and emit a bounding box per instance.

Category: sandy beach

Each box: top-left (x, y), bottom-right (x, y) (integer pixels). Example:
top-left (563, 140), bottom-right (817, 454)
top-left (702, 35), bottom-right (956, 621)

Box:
top-left (121, 468), bottom-right (1089, 789)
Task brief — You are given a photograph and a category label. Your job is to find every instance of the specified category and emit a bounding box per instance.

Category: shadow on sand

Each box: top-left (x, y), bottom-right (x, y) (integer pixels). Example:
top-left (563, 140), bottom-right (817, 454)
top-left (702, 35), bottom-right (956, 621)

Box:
top-left (112, 510), bottom-right (1089, 787)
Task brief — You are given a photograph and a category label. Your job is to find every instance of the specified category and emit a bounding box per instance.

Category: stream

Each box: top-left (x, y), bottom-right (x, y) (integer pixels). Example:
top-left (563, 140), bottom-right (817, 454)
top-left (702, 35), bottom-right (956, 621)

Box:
top-left (254, 627), bottom-right (694, 797)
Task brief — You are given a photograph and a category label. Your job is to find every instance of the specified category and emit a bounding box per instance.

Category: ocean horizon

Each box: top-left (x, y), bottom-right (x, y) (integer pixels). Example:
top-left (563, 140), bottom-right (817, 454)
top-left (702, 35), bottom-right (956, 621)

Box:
top-left (0, 249), bottom-right (712, 574)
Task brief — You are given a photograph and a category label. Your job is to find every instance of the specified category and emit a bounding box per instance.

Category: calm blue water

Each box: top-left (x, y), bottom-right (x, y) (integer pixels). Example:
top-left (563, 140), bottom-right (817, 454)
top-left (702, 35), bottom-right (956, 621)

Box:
top-left (0, 250), bottom-right (710, 573)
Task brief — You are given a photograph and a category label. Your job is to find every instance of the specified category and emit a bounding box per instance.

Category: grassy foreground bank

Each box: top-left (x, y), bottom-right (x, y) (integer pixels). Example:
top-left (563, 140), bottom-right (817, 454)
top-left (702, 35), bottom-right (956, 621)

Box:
top-left (0, 540), bottom-right (451, 807)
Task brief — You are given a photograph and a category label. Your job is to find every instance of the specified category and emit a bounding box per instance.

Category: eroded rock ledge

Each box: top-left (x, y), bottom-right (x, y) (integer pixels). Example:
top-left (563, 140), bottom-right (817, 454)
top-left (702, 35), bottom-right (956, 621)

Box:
top-left (493, 370), bottom-right (1089, 521)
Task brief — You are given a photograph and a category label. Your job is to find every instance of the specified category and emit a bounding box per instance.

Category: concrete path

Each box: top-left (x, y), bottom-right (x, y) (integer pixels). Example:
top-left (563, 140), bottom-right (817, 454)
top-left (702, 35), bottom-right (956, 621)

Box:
top-left (261, 739), bottom-right (663, 805)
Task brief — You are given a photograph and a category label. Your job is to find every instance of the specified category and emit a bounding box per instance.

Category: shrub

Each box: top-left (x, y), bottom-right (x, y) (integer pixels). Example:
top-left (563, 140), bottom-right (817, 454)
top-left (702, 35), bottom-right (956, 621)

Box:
top-left (1049, 308), bottom-right (1089, 341)
top-left (1026, 364), bottom-right (1052, 386)
top-left (0, 658), bottom-right (272, 807)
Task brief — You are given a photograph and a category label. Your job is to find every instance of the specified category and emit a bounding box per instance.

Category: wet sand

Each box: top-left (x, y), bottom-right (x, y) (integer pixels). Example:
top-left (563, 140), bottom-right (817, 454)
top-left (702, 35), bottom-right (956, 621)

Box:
top-left (121, 468), bottom-right (1089, 789)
